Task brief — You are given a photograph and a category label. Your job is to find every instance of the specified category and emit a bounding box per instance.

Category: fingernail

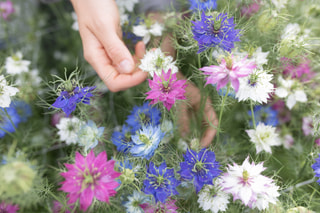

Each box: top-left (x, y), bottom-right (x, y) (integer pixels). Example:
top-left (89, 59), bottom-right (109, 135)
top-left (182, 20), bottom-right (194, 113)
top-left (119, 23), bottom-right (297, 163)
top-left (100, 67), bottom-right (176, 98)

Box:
top-left (119, 60), bottom-right (133, 73)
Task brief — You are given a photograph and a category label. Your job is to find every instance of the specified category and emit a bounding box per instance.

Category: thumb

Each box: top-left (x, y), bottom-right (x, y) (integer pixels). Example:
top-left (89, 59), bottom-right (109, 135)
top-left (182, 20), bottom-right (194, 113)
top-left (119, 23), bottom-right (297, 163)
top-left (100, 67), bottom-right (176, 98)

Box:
top-left (103, 32), bottom-right (135, 74)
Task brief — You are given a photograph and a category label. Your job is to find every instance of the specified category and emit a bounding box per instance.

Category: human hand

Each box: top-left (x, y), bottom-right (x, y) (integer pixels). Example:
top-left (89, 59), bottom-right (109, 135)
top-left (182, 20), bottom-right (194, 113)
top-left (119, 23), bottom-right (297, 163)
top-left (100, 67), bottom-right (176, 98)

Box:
top-left (70, 0), bottom-right (148, 92)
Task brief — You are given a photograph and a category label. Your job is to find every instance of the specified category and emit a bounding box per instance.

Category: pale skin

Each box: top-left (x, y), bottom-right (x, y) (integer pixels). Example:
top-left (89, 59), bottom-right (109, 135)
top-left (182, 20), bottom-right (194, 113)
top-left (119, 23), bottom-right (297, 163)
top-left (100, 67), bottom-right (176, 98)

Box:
top-left (70, 0), bottom-right (218, 147)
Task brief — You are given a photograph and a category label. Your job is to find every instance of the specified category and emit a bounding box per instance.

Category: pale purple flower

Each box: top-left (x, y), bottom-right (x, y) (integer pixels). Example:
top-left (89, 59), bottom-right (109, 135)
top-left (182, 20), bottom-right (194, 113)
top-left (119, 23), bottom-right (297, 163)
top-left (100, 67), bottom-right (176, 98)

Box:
top-left (140, 199), bottom-right (178, 213)
top-left (240, 0), bottom-right (261, 18)
top-left (200, 55), bottom-right (256, 92)
top-left (0, 0), bottom-right (14, 20)
top-left (146, 69), bottom-right (187, 111)
top-left (302, 116), bottom-right (313, 136)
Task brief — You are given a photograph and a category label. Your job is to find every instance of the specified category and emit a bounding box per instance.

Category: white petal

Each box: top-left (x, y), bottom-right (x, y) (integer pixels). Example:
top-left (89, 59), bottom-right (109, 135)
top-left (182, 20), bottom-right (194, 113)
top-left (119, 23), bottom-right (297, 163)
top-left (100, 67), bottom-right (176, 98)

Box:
top-left (132, 25), bottom-right (148, 37)
top-left (294, 90), bottom-right (307, 103)
top-left (142, 34), bottom-right (151, 44)
top-left (275, 87), bottom-right (288, 98)
top-left (286, 94), bottom-right (296, 110)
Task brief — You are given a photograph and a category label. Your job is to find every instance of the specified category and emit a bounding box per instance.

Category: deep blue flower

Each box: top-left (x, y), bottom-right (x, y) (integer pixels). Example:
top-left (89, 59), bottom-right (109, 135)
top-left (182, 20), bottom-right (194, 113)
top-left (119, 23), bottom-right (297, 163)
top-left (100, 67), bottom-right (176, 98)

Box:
top-left (192, 12), bottom-right (241, 53)
top-left (189, 0), bottom-right (217, 11)
top-left (248, 105), bottom-right (279, 127)
top-left (179, 148), bottom-right (221, 193)
top-left (143, 161), bottom-right (180, 203)
top-left (11, 100), bottom-right (32, 122)
top-left (52, 86), bottom-right (96, 117)
top-left (111, 125), bottom-right (134, 153)
top-left (312, 154), bottom-right (320, 184)
top-left (0, 107), bottom-right (21, 138)
top-left (130, 124), bottom-right (164, 160)
top-left (126, 102), bottom-right (161, 133)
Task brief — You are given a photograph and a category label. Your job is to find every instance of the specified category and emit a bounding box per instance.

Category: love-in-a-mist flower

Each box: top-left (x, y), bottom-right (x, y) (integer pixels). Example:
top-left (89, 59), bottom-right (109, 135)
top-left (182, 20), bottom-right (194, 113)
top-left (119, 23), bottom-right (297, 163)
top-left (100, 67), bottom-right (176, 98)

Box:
top-left (52, 201), bottom-right (72, 213)
top-left (248, 105), bottom-right (278, 127)
top-left (60, 150), bottom-right (121, 211)
top-left (179, 148), bottom-right (221, 193)
top-left (123, 190), bottom-right (150, 213)
top-left (52, 85), bottom-right (96, 117)
top-left (0, 201), bottom-right (19, 213)
top-left (236, 69), bottom-right (274, 104)
top-left (200, 55), bottom-right (256, 92)
top-left (0, 75), bottom-right (19, 108)
top-left (141, 199), bottom-right (179, 213)
top-left (139, 48), bottom-right (178, 78)
top-left (312, 154), bottom-right (320, 185)
top-left (241, 0), bottom-right (261, 18)
top-left (146, 69), bottom-right (187, 111)
top-left (116, 0), bottom-right (139, 13)
top-left (11, 100), bottom-right (32, 123)
top-left (115, 158), bottom-right (139, 185)
top-left (130, 124), bottom-right (164, 160)
top-left (126, 102), bottom-right (161, 132)
top-left (77, 120), bottom-right (104, 152)
top-left (133, 19), bottom-right (163, 44)
top-left (238, 46), bottom-right (269, 68)
top-left (220, 157), bottom-right (279, 210)
top-left (189, 0), bottom-right (217, 11)
top-left (56, 116), bottom-right (84, 145)
top-left (281, 57), bottom-right (314, 82)
top-left (5, 52), bottom-right (30, 75)
top-left (197, 179), bottom-right (230, 213)
top-left (192, 12), bottom-right (241, 53)
top-left (143, 162), bottom-right (180, 203)
top-left (0, 107), bottom-right (21, 138)
top-left (275, 76), bottom-right (307, 110)
top-left (111, 125), bottom-right (133, 153)
top-left (246, 123), bottom-right (281, 154)
top-left (0, 0), bottom-right (14, 20)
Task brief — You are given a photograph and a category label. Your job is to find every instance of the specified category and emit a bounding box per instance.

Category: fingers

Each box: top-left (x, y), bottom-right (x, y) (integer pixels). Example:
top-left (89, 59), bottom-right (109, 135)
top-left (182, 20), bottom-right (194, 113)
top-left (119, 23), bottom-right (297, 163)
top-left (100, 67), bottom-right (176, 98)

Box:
top-left (200, 100), bottom-right (218, 147)
top-left (177, 101), bottom-right (191, 138)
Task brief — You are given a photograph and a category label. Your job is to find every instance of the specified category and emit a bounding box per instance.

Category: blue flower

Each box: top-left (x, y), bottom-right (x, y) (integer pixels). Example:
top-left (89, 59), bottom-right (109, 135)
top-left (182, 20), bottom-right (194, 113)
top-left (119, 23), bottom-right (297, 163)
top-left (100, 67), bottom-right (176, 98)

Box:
top-left (123, 190), bottom-right (150, 213)
top-left (126, 102), bottom-right (161, 133)
top-left (192, 12), bottom-right (241, 53)
top-left (312, 154), bottom-right (320, 184)
top-left (179, 148), bottom-right (221, 193)
top-left (11, 100), bottom-right (32, 122)
top-left (52, 86), bottom-right (96, 117)
top-left (143, 161), bottom-right (180, 203)
top-left (77, 120), bottom-right (104, 151)
top-left (0, 107), bottom-right (21, 138)
top-left (111, 125), bottom-right (134, 153)
top-left (130, 125), bottom-right (164, 160)
top-left (248, 105), bottom-right (279, 127)
top-left (216, 85), bottom-right (236, 98)
top-left (189, 0), bottom-right (217, 11)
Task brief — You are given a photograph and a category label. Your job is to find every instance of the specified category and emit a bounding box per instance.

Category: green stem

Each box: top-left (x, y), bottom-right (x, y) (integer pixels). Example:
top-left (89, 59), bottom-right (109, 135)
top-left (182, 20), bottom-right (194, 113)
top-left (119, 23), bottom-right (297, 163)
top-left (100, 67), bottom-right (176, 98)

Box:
top-left (250, 100), bottom-right (256, 129)
top-left (198, 54), bottom-right (201, 68)
top-left (216, 84), bottom-right (230, 143)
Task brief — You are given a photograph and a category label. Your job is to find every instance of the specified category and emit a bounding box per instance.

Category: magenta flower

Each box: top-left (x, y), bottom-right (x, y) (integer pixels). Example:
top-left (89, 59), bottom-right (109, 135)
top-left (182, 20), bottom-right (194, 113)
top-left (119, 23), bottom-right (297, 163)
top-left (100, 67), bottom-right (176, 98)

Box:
top-left (146, 69), bottom-right (187, 111)
top-left (200, 55), bottom-right (256, 92)
top-left (140, 199), bottom-right (178, 213)
top-left (281, 57), bottom-right (315, 82)
top-left (240, 0), bottom-right (261, 18)
top-left (60, 150), bottom-right (121, 211)
top-left (0, 0), bottom-right (14, 20)
top-left (0, 201), bottom-right (19, 213)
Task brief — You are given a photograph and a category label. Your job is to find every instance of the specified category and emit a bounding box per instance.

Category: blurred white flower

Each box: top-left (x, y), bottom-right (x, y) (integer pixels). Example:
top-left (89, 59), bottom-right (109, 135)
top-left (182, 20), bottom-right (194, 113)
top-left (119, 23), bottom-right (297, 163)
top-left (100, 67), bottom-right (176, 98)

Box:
top-left (78, 120), bottom-right (105, 151)
top-left (275, 77), bottom-right (307, 110)
top-left (56, 117), bottom-right (84, 145)
top-left (0, 75), bottom-right (19, 108)
top-left (15, 69), bottom-right (41, 87)
top-left (133, 21), bottom-right (163, 44)
top-left (236, 69), bottom-right (274, 104)
top-left (116, 0), bottom-right (139, 13)
top-left (5, 52), bottom-right (30, 75)
top-left (246, 123), bottom-right (281, 154)
top-left (71, 12), bottom-right (78, 31)
top-left (271, 0), bottom-right (288, 10)
top-left (139, 48), bottom-right (178, 77)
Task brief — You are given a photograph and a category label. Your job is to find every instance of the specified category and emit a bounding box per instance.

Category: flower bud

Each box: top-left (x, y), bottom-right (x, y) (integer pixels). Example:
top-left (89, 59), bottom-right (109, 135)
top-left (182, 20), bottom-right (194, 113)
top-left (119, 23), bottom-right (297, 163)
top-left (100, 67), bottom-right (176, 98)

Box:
top-left (257, 10), bottom-right (278, 33)
top-left (190, 138), bottom-right (200, 151)
top-left (287, 206), bottom-right (315, 213)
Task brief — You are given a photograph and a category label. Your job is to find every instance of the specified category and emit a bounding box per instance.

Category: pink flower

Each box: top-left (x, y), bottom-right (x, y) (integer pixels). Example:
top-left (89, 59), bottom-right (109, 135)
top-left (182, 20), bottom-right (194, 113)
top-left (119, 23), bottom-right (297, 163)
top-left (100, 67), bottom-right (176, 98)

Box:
top-left (0, 0), bottom-right (14, 20)
top-left (140, 199), bottom-right (178, 213)
top-left (281, 57), bottom-right (315, 82)
top-left (200, 55), bottom-right (256, 92)
top-left (0, 201), bottom-right (19, 213)
top-left (146, 69), bottom-right (187, 111)
top-left (315, 138), bottom-right (320, 146)
top-left (52, 201), bottom-right (72, 213)
top-left (60, 150), bottom-right (121, 211)
top-left (241, 0), bottom-right (261, 18)
top-left (302, 116), bottom-right (313, 136)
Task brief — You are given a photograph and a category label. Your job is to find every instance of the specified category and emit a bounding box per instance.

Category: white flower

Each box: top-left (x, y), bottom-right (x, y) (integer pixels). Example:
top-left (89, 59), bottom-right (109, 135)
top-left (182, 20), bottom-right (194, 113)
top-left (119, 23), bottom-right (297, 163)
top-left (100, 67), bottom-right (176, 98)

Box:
top-left (56, 117), bottom-right (84, 145)
top-left (220, 157), bottom-right (280, 210)
top-left (160, 119), bottom-right (174, 144)
top-left (5, 52), bottom-right (31, 75)
top-left (71, 12), bottom-right (79, 31)
top-left (198, 180), bottom-right (230, 213)
top-left (0, 75), bottom-right (19, 108)
top-left (281, 23), bottom-right (301, 40)
top-left (275, 76), bottom-right (307, 110)
top-left (139, 48), bottom-right (178, 77)
top-left (77, 120), bottom-right (105, 151)
top-left (282, 134), bottom-right (294, 149)
top-left (15, 69), bottom-right (42, 87)
top-left (115, 0), bottom-right (139, 13)
top-left (177, 138), bottom-right (189, 152)
top-left (246, 123), bottom-right (281, 154)
top-left (123, 190), bottom-right (150, 213)
top-left (236, 69), bottom-right (274, 104)
top-left (271, 0), bottom-right (288, 10)
top-left (133, 21), bottom-right (163, 44)
top-left (237, 47), bottom-right (269, 68)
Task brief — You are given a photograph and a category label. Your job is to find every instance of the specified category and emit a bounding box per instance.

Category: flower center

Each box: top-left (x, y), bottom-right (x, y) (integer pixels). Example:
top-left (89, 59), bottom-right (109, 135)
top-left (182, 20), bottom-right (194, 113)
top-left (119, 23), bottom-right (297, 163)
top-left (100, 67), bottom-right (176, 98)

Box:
top-left (192, 161), bottom-right (206, 173)
top-left (155, 57), bottom-right (164, 70)
top-left (224, 56), bottom-right (233, 70)
top-left (242, 170), bottom-right (249, 183)
top-left (139, 113), bottom-right (151, 125)
top-left (259, 131), bottom-right (271, 141)
top-left (139, 134), bottom-right (151, 145)
top-left (248, 74), bottom-right (258, 87)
